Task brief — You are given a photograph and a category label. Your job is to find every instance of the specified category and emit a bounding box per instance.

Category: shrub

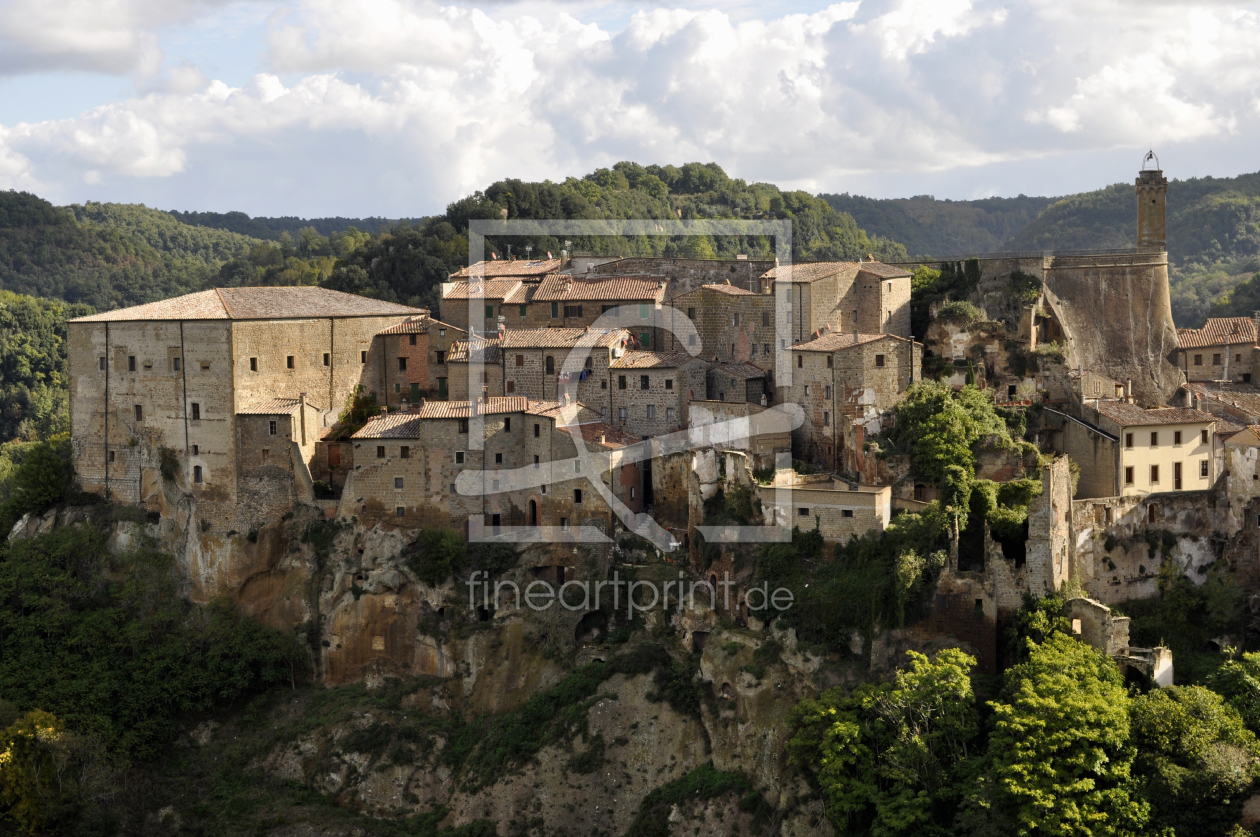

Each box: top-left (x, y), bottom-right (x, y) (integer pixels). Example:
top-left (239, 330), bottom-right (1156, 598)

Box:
top-left (406, 528), bottom-right (468, 585)
top-left (936, 300), bottom-right (984, 324)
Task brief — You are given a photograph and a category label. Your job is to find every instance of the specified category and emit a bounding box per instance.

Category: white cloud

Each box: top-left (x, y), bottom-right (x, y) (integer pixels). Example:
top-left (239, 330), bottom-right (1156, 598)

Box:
top-left (0, 0), bottom-right (1257, 213)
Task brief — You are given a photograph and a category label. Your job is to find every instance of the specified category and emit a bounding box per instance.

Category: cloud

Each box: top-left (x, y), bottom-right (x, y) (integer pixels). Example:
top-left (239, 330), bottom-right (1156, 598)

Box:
top-left (0, 0), bottom-right (1257, 213)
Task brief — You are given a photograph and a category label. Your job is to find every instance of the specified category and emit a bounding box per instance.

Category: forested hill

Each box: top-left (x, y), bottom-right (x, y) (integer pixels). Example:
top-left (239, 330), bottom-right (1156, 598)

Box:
top-left (820, 193), bottom-right (1054, 257)
top-left (166, 210), bottom-right (406, 240)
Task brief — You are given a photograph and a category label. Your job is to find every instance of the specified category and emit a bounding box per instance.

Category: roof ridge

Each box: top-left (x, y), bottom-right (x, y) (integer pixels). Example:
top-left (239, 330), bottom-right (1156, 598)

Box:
top-left (213, 287), bottom-right (232, 319)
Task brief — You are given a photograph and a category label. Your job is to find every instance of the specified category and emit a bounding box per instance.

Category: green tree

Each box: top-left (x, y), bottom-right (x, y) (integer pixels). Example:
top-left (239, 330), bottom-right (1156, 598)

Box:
top-left (1209, 651), bottom-right (1260, 734)
top-left (986, 633), bottom-right (1148, 837)
top-left (1131, 685), bottom-right (1260, 837)
top-left (406, 528), bottom-right (468, 585)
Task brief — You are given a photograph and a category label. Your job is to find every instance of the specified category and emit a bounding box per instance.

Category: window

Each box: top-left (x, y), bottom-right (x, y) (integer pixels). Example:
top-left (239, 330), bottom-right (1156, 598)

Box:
top-left (376, 445), bottom-right (385, 458)
top-left (128, 356), bottom-right (136, 372)
top-left (172, 357), bottom-right (181, 372)
top-left (1201, 460), bottom-right (1209, 478)
top-left (485, 305), bottom-right (494, 318)
top-left (323, 352), bottom-right (330, 366)
top-left (533, 423), bottom-right (540, 438)
top-left (551, 302), bottom-right (559, 318)
top-left (639, 304), bottom-right (649, 318)
top-left (750, 345), bottom-right (757, 357)
top-left (190, 402), bottom-right (200, 420)
top-left (689, 335), bottom-right (698, 346)
top-left (397, 507), bottom-right (405, 518)
top-left (804, 385), bottom-right (811, 396)
top-left (798, 507), bottom-right (810, 517)
top-left (1150, 464), bottom-right (1159, 484)
top-left (519, 305), bottom-right (527, 317)
top-left (268, 420), bottom-right (277, 435)
top-left (506, 381), bottom-right (517, 393)
top-left (826, 355), bottom-right (833, 368)
top-left (494, 452), bottom-right (503, 464)
top-left (250, 357), bottom-right (258, 372)
top-left (191, 445), bottom-right (198, 456)
top-left (394, 383), bottom-right (401, 393)
top-left (409, 334), bottom-right (417, 346)
top-left (640, 375), bottom-right (650, 390)
top-left (545, 356), bottom-right (555, 374)
top-left (730, 344), bottom-right (735, 355)
top-left (1174, 430), bottom-right (1182, 445)
top-left (639, 332), bottom-right (651, 349)
top-left (797, 355), bottom-right (803, 368)
top-left (618, 407), bottom-right (628, 422)
top-left (398, 357), bottom-right (407, 371)
top-left (574, 489), bottom-right (583, 504)
top-left (825, 385), bottom-right (831, 399)
top-left (98, 356), bottom-right (106, 371)
top-left (435, 350), bottom-right (445, 364)
top-left (503, 417), bottom-right (511, 432)
top-left (458, 419), bottom-right (469, 434)
top-left (733, 313), bottom-right (740, 326)
top-left (1150, 431), bottom-right (1158, 446)
top-left (361, 350), bottom-right (368, 363)
top-left (1202, 429), bottom-right (1209, 444)
top-left (1214, 353), bottom-right (1222, 365)
top-left (764, 344), bottom-right (771, 355)
top-left (108, 450), bottom-right (115, 463)
top-left (601, 407), bottom-right (608, 418)
top-left (395, 477), bottom-right (404, 489)
top-left (564, 305), bottom-right (583, 318)
top-left (560, 517), bottom-right (569, 531)
top-left (875, 354), bottom-right (885, 367)
top-left (574, 460), bottom-right (581, 473)
top-left (630, 487), bottom-right (636, 499)
top-left (134, 404), bottom-right (143, 421)
top-left (823, 412), bottom-right (830, 426)
top-left (842, 509), bottom-right (853, 518)
top-left (516, 354), bottom-right (524, 367)
top-left (647, 405), bottom-right (656, 419)
top-left (1125, 433), bottom-right (1134, 448)
top-left (666, 407), bottom-right (675, 420)
top-left (1237, 353), bottom-right (1243, 363)
top-left (762, 312), bottom-right (770, 327)
top-left (1125, 466), bottom-right (1134, 485)
top-left (1174, 461), bottom-right (1182, 490)
top-left (193, 465), bottom-right (203, 484)
top-left (491, 513), bottom-right (501, 527)
top-left (455, 451), bottom-right (465, 464)
top-left (665, 379), bottom-right (673, 390)
top-left (618, 375), bottom-right (627, 390)
top-left (286, 356), bottom-right (294, 369)
top-left (1194, 354), bottom-right (1203, 365)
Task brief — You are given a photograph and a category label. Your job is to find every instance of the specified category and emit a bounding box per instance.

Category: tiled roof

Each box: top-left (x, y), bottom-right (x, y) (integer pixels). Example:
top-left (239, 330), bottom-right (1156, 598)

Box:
top-left (502, 284), bottom-right (535, 305)
top-left (500, 327), bottom-right (629, 349)
top-left (699, 283), bottom-right (755, 296)
top-left (857, 261), bottom-right (913, 279)
top-left (1091, 400), bottom-right (1216, 427)
top-left (1176, 317), bottom-right (1257, 349)
top-left (792, 332), bottom-right (908, 352)
top-left (71, 287), bottom-right (422, 322)
top-left (446, 337), bottom-right (501, 363)
top-left (418, 397), bottom-right (529, 419)
top-left (1215, 418), bottom-right (1247, 439)
top-left (759, 262), bottom-right (856, 283)
top-left (526, 401), bottom-right (601, 423)
top-left (441, 279), bottom-right (523, 300)
top-left (1183, 382), bottom-right (1260, 418)
top-left (449, 259), bottom-right (563, 279)
top-left (530, 275), bottom-right (667, 302)
top-left (376, 315), bottom-right (464, 336)
top-left (238, 397), bottom-right (310, 415)
top-left (610, 351), bottom-right (696, 369)
top-left (561, 421), bottom-right (643, 449)
top-left (711, 361), bottom-right (768, 379)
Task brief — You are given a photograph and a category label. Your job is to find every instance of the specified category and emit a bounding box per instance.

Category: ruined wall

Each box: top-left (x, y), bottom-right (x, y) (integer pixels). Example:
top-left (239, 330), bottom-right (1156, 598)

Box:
top-left (1026, 455), bottom-right (1073, 598)
top-left (1059, 414), bottom-right (1118, 499)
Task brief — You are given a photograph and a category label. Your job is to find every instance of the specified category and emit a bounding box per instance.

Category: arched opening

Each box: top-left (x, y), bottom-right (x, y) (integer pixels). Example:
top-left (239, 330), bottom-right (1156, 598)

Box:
top-left (575, 611), bottom-right (607, 645)
top-left (914, 484), bottom-right (926, 501)
top-left (528, 499), bottom-right (538, 526)
top-left (545, 355), bottom-right (555, 374)
top-left (691, 630), bottom-right (710, 652)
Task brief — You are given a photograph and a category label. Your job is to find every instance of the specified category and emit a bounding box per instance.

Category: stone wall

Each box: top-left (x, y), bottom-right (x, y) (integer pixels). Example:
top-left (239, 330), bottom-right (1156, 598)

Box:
top-left (589, 257), bottom-right (775, 299)
top-left (609, 359), bottom-right (705, 438)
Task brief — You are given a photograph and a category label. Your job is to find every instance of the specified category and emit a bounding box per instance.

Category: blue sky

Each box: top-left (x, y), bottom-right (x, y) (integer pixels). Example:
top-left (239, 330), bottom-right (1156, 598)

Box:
top-left (0, 0), bottom-right (1257, 218)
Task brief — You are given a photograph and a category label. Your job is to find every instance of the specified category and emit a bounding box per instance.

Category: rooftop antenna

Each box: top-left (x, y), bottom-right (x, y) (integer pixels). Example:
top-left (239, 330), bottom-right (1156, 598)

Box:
top-left (524, 245), bottom-right (533, 258)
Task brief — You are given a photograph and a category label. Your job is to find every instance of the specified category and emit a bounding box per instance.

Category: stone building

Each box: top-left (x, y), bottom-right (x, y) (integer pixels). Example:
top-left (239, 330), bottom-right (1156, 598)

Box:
top-left (449, 258), bottom-right (563, 280)
top-left (587, 256), bottom-right (775, 299)
top-left (68, 287), bottom-right (422, 525)
top-left (516, 275), bottom-right (667, 342)
top-left (1055, 400), bottom-right (1217, 499)
top-left (342, 397), bottom-right (642, 536)
top-left (438, 279), bottom-right (524, 335)
top-left (666, 284), bottom-right (776, 364)
top-left (1175, 316), bottom-right (1256, 383)
top-left (760, 257), bottom-right (912, 344)
top-left (781, 332), bottom-right (922, 473)
top-left (1182, 380), bottom-right (1260, 425)
top-left (758, 473), bottom-right (892, 542)
top-left (499, 327), bottom-right (631, 405)
top-left (445, 337), bottom-right (504, 401)
top-left (706, 362), bottom-right (769, 404)
top-left (608, 351), bottom-right (708, 438)
top-left (376, 315), bottom-right (464, 406)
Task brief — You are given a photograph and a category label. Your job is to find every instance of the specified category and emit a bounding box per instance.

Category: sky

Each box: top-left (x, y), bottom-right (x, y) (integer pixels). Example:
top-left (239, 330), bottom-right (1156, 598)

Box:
top-left (0, 0), bottom-right (1257, 218)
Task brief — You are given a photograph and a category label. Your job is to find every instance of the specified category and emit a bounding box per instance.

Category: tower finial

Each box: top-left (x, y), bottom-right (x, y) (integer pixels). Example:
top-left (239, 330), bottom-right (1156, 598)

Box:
top-left (1142, 149), bottom-right (1160, 171)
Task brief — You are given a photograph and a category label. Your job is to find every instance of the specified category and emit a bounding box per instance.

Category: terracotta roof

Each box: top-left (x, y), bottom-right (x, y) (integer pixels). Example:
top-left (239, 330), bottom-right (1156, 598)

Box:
top-left (609, 351), bottom-right (696, 369)
top-left (376, 316), bottom-right (464, 336)
top-left (238, 397), bottom-right (310, 416)
top-left (526, 401), bottom-right (602, 423)
top-left (1215, 418), bottom-right (1247, 439)
top-left (441, 279), bottom-right (523, 300)
top-left (71, 287), bottom-right (422, 322)
top-left (711, 361), bottom-right (768, 379)
top-left (530, 275), bottom-right (667, 302)
top-left (446, 337), bottom-right (501, 363)
top-left (1183, 382), bottom-right (1260, 419)
top-left (561, 421), bottom-right (643, 449)
top-left (759, 262), bottom-right (856, 283)
top-left (1176, 317), bottom-right (1257, 349)
top-left (792, 332), bottom-right (908, 352)
top-left (1091, 400), bottom-right (1216, 427)
top-left (857, 261), bottom-right (912, 279)
top-left (502, 284), bottom-right (535, 305)
top-left (418, 397), bottom-right (529, 419)
top-left (699, 283), bottom-right (755, 296)
top-left (500, 327), bottom-right (629, 349)
top-left (449, 259), bottom-right (563, 279)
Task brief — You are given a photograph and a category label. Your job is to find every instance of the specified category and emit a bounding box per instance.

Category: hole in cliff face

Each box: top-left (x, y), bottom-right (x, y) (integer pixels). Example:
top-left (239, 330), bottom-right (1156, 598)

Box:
top-left (476, 606), bottom-right (491, 622)
top-left (719, 682), bottom-right (735, 700)
top-left (692, 630), bottom-right (710, 652)
top-left (575, 610), bottom-right (607, 645)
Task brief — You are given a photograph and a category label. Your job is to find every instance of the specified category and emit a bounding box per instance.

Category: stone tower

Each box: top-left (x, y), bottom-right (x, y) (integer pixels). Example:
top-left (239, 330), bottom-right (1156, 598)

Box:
top-left (1136, 161), bottom-right (1168, 253)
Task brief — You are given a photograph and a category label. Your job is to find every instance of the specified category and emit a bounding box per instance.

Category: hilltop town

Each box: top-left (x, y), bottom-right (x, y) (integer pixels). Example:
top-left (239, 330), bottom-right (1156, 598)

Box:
top-left (6, 161), bottom-right (1260, 834)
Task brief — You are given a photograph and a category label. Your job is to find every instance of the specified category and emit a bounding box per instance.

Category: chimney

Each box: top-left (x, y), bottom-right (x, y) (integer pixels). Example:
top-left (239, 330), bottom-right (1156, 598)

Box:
top-left (1126, 379), bottom-right (1133, 402)
top-left (598, 434), bottom-right (606, 445)
top-left (865, 253), bottom-right (875, 262)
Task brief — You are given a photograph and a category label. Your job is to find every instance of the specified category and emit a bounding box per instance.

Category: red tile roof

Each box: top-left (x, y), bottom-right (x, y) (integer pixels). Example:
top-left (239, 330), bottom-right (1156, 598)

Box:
top-left (1176, 317), bottom-right (1257, 349)
top-left (857, 261), bottom-right (913, 279)
top-left (530, 275), bottom-right (667, 302)
top-left (376, 316), bottom-right (465, 336)
top-left (561, 421), bottom-right (643, 449)
top-left (526, 401), bottom-right (602, 423)
top-left (609, 351), bottom-right (696, 369)
top-left (699, 283), bottom-right (756, 296)
top-left (446, 337), bottom-right (501, 363)
top-left (449, 259), bottom-right (563, 279)
top-left (417, 397), bottom-right (529, 419)
top-left (1091, 400), bottom-right (1216, 427)
top-left (441, 279), bottom-right (523, 300)
top-left (238, 397), bottom-right (311, 415)
top-left (759, 262), bottom-right (856, 283)
top-left (711, 361), bottom-right (768, 379)
top-left (1183, 382), bottom-right (1260, 418)
top-left (792, 332), bottom-right (911, 352)
top-left (500, 327), bottom-right (629, 349)
top-left (71, 287), bottom-right (422, 322)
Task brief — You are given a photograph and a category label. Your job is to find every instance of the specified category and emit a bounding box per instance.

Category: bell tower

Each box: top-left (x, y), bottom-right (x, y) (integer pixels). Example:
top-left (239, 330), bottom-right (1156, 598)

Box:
top-left (1135, 151), bottom-right (1167, 253)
